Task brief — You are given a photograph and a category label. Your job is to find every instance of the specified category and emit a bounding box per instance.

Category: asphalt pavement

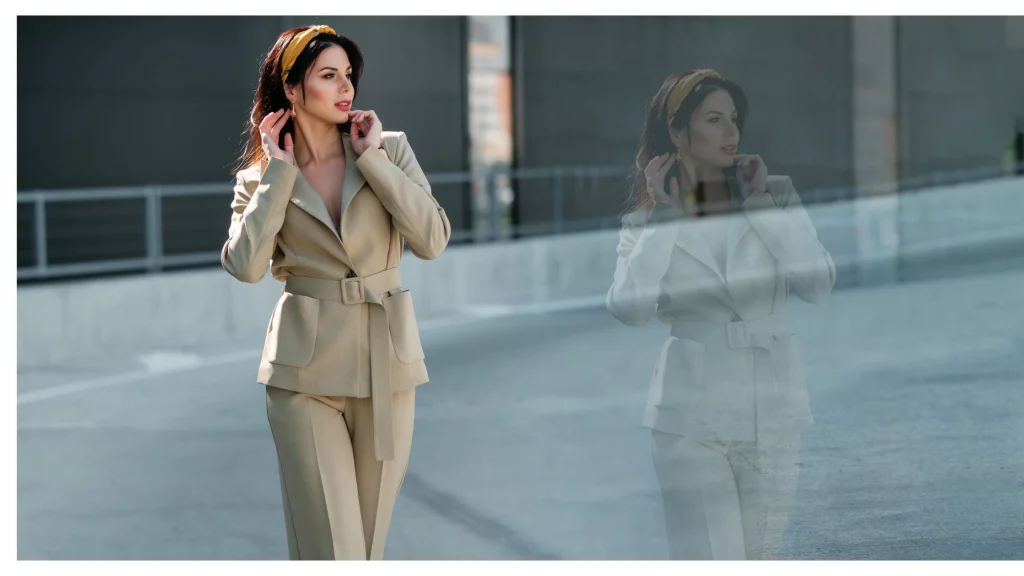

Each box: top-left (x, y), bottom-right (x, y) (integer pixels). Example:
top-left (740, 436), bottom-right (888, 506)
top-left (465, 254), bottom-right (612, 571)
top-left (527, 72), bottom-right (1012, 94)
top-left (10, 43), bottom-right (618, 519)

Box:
top-left (17, 256), bottom-right (1024, 560)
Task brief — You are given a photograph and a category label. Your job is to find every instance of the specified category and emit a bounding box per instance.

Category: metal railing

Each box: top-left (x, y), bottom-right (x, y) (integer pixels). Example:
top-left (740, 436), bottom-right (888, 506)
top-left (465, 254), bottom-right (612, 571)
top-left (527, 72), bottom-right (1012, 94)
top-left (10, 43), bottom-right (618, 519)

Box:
top-left (16, 162), bottom-right (1024, 283)
top-left (16, 165), bottom-right (633, 282)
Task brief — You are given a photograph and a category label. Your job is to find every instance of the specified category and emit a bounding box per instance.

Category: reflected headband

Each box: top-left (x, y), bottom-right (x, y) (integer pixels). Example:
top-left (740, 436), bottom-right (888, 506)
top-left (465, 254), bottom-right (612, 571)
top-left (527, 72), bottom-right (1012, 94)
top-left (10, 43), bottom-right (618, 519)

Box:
top-left (666, 69), bottom-right (722, 127)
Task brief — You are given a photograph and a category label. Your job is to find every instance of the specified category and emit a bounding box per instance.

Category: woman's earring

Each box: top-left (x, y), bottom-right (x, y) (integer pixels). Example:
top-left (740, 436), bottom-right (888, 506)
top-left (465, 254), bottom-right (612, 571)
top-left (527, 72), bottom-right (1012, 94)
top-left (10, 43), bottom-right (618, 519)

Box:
top-left (290, 107), bottom-right (297, 118)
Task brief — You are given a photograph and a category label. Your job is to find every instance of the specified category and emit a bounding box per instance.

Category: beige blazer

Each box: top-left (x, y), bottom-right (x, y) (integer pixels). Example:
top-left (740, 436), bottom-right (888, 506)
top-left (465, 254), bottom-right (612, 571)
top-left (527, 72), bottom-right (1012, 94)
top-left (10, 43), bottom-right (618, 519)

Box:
top-left (222, 131), bottom-right (451, 461)
top-left (607, 176), bottom-right (836, 447)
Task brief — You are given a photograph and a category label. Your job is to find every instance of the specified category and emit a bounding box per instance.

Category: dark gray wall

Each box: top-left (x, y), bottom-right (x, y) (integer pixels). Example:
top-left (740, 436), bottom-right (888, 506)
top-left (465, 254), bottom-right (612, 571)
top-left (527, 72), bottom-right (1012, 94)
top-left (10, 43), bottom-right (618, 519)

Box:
top-left (512, 16), bottom-right (854, 229)
top-left (20, 16), bottom-right (281, 189)
top-left (898, 16), bottom-right (1024, 179)
top-left (18, 15), bottom-right (466, 186)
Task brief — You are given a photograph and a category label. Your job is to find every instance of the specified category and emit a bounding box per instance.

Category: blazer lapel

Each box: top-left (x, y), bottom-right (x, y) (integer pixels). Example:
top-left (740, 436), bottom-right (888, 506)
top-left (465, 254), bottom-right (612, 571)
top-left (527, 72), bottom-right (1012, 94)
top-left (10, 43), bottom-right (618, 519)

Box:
top-left (674, 180), bottom-right (754, 306)
top-left (261, 139), bottom-right (365, 239)
top-left (261, 156), bottom-right (336, 233)
top-left (675, 218), bottom-right (727, 287)
top-left (726, 213), bottom-right (752, 272)
top-left (725, 179), bottom-right (753, 279)
top-left (289, 172), bottom-right (341, 235)
top-left (340, 134), bottom-right (366, 218)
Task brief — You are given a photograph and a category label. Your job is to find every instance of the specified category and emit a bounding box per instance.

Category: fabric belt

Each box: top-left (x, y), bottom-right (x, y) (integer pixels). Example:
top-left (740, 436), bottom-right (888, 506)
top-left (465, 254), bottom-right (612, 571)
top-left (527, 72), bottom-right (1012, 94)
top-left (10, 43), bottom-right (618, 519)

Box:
top-left (670, 311), bottom-right (785, 350)
top-left (669, 311), bottom-right (812, 426)
top-left (284, 268), bottom-right (402, 462)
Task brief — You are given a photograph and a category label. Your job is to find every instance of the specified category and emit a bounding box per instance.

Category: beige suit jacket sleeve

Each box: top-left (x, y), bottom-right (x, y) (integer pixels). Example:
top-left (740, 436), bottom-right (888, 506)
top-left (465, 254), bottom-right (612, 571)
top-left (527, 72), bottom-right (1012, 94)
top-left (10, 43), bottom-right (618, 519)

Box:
top-left (742, 176), bottom-right (836, 303)
top-left (606, 202), bottom-right (687, 327)
top-left (357, 132), bottom-right (452, 260)
top-left (221, 157), bottom-right (299, 283)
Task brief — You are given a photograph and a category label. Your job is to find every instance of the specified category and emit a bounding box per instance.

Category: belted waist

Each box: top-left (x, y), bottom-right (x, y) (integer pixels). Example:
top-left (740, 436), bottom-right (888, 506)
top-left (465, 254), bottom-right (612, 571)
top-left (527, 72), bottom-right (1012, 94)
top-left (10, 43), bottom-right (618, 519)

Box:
top-left (284, 268), bottom-right (402, 304)
top-left (670, 312), bottom-right (786, 349)
top-left (668, 311), bottom-right (812, 429)
top-left (284, 268), bottom-right (403, 462)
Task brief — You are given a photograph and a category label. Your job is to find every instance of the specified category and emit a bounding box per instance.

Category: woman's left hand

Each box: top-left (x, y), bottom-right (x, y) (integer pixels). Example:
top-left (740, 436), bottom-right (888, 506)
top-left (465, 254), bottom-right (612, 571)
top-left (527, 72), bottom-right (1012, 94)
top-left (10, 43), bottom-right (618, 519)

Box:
top-left (735, 153), bottom-right (768, 198)
top-left (349, 109), bottom-right (382, 156)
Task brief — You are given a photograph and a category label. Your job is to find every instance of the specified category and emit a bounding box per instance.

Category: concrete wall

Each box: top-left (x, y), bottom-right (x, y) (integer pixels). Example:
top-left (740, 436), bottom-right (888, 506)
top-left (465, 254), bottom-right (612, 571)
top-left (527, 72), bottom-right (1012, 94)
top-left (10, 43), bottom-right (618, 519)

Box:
top-left (17, 16), bottom-right (467, 187)
top-left (852, 17), bottom-right (900, 286)
top-left (898, 17), bottom-right (1024, 178)
top-left (18, 176), bottom-right (1024, 371)
top-left (512, 16), bottom-right (855, 230)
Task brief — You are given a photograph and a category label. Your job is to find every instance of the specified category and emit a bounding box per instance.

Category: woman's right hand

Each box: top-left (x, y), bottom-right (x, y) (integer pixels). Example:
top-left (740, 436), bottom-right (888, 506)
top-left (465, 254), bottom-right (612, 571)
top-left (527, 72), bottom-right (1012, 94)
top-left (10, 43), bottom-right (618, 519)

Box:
top-left (260, 109), bottom-right (295, 165)
top-left (644, 153), bottom-right (682, 209)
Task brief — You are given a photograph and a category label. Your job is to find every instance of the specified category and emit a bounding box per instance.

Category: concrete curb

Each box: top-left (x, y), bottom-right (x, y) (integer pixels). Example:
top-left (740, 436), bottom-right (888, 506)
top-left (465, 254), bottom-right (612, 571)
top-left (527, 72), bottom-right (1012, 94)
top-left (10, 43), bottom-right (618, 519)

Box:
top-left (17, 177), bottom-right (1023, 371)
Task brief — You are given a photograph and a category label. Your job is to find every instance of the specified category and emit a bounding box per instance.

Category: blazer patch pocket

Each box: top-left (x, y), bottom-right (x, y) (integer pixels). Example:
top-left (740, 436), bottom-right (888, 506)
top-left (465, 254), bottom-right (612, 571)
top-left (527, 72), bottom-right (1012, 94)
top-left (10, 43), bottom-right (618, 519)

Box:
top-left (657, 337), bottom-right (707, 409)
top-left (767, 333), bottom-right (813, 426)
top-left (382, 289), bottom-right (425, 364)
top-left (265, 293), bottom-right (319, 368)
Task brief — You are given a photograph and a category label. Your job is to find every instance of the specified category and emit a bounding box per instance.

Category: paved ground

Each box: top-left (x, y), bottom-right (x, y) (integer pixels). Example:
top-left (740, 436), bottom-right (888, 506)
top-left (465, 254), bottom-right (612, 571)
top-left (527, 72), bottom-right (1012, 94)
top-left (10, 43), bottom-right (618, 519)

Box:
top-left (17, 250), bottom-right (1024, 560)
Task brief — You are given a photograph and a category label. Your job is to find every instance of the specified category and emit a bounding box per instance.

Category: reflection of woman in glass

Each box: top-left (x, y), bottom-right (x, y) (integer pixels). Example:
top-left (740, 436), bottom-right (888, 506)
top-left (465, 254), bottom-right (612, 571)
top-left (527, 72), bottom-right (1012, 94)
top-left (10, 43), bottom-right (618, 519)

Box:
top-left (606, 70), bottom-right (835, 559)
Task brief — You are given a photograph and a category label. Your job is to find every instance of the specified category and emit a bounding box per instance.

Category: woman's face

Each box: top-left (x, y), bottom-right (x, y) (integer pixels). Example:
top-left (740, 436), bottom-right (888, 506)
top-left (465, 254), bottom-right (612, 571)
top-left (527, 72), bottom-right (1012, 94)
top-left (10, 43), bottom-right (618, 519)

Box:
top-left (287, 44), bottom-right (355, 125)
top-left (676, 88), bottom-right (740, 170)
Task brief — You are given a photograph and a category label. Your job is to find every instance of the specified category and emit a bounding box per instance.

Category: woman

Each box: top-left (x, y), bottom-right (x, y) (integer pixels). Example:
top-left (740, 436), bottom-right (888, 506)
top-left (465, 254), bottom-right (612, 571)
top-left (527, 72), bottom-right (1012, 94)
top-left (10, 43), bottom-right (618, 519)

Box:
top-left (222, 25), bottom-right (451, 560)
top-left (606, 69), bottom-right (835, 560)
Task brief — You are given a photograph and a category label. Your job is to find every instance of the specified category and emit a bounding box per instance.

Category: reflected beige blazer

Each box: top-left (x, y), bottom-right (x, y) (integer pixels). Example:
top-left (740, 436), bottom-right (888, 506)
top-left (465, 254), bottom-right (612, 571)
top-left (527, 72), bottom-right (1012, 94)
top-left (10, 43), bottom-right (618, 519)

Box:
top-left (222, 131), bottom-right (451, 461)
top-left (607, 176), bottom-right (835, 447)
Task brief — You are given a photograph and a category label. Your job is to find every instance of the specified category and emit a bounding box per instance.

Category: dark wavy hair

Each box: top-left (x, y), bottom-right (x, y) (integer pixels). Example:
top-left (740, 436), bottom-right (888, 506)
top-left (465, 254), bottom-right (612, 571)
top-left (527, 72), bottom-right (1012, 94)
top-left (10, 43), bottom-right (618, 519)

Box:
top-left (625, 71), bottom-right (749, 215)
top-left (234, 26), bottom-right (364, 173)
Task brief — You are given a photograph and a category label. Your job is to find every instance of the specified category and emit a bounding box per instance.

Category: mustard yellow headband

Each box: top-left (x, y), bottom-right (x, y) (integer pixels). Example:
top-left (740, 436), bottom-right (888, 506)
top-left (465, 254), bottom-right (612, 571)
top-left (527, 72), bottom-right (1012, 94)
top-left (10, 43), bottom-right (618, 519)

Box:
top-left (666, 69), bottom-right (722, 127)
top-left (281, 25), bottom-right (337, 84)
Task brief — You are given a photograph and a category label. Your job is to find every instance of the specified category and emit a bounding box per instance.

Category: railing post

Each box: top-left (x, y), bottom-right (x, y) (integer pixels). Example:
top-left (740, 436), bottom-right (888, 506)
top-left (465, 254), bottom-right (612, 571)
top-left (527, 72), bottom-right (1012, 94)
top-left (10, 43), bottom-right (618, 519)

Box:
top-left (145, 186), bottom-right (163, 272)
top-left (472, 174), bottom-right (486, 245)
top-left (34, 193), bottom-right (47, 278)
top-left (553, 169), bottom-right (563, 235)
top-left (487, 171), bottom-right (500, 241)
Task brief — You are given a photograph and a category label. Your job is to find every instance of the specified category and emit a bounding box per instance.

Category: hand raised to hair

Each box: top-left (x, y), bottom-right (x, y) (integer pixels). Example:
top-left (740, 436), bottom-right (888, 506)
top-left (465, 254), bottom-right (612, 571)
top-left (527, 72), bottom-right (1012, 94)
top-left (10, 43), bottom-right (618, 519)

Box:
top-left (349, 109), bottom-right (383, 156)
top-left (259, 109), bottom-right (295, 165)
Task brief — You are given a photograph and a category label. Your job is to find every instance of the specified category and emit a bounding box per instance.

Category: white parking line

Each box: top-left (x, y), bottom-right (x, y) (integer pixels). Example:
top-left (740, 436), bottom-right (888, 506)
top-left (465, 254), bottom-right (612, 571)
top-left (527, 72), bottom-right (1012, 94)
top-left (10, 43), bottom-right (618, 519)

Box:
top-left (17, 349), bottom-right (260, 406)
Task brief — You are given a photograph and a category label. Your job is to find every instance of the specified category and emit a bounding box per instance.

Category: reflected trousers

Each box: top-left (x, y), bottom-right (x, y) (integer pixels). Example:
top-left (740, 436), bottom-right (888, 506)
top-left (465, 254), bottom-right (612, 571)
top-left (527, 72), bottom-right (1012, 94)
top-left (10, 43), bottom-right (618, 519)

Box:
top-left (651, 429), bottom-right (802, 560)
top-left (265, 385), bottom-right (416, 560)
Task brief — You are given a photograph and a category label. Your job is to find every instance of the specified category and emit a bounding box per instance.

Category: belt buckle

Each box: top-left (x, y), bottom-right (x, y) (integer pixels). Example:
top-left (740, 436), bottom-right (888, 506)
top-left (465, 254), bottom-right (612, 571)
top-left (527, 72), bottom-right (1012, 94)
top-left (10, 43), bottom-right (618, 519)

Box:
top-left (342, 277), bottom-right (365, 305)
top-left (725, 321), bottom-right (750, 348)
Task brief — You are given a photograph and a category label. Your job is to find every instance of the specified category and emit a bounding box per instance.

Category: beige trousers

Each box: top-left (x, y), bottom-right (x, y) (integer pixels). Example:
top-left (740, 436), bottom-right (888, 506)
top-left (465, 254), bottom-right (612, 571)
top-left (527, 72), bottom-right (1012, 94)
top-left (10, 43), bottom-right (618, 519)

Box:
top-left (651, 429), bottom-right (802, 560)
top-left (651, 431), bottom-right (764, 560)
top-left (265, 385), bottom-right (416, 560)
top-left (758, 431), bottom-right (802, 560)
